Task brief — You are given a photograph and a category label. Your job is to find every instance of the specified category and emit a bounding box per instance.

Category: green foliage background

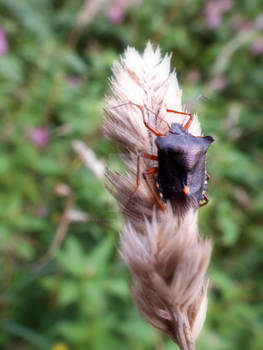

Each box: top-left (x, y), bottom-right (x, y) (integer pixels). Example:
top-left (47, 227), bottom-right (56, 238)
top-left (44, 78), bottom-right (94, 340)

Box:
top-left (0, 1), bottom-right (262, 349)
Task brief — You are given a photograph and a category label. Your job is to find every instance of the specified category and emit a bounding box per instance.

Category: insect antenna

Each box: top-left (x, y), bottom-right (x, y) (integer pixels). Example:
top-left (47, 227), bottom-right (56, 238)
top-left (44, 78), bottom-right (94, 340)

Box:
top-left (184, 94), bottom-right (209, 114)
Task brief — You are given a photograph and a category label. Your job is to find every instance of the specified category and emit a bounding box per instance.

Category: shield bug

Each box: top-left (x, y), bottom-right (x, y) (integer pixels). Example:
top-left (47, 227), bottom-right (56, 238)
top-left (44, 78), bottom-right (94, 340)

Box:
top-left (115, 103), bottom-right (214, 212)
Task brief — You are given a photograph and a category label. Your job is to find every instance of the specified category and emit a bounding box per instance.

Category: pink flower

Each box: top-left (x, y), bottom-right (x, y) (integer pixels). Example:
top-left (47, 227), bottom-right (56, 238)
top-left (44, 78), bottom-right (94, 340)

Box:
top-left (35, 206), bottom-right (48, 218)
top-left (67, 76), bottom-right (82, 85)
top-left (211, 75), bottom-right (227, 91)
top-left (205, 0), bottom-right (232, 29)
top-left (0, 28), bottom-right (8, 55)
top-left (27, 127), bottom-right (50, 148)
top-left (230, 14), bottom-right (252, 31)
top-left (106, 0), bottom-right (143, 23)
top-left (251, 38), bottom-right (263, 56)
top-left (255, 13), bottom-right (263, 30)
top-left (107, 4), bottom-right (124, 23)
top-left (184, 69), bottom-right (201, 84)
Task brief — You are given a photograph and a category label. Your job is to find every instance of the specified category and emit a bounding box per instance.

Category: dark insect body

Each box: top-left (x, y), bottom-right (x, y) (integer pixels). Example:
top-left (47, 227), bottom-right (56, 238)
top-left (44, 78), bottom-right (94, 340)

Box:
top-left (154, 122), bottom-right (213, 211)
top-left (114, 103), bottom-right (214, 212)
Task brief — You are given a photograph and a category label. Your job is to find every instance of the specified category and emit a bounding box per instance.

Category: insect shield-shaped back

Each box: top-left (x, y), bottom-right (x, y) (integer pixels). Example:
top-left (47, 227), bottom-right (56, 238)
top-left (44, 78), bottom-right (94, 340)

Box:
top-left (155, 123), bottom-right (214, 211)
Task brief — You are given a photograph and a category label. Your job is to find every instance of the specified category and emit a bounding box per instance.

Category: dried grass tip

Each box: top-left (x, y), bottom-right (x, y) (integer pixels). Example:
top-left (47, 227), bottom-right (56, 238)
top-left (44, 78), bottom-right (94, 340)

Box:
top-left (103, 42), bottom-right (213, 350)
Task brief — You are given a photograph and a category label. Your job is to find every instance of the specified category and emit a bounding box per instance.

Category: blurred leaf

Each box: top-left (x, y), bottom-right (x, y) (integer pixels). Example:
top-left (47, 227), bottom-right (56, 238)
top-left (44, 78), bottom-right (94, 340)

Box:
top-left (58, 279), bottom-right (79, 306)
top-left (60, 50), bottom-right (87, 74)
top-left (0, 320), bottom-right (52, 349)
top-left (0, 55), bottom-right (23, 82)
top-left (58, 236), bottom-right (85, 276)
top-left (1, 0), bottom-right (52, 39)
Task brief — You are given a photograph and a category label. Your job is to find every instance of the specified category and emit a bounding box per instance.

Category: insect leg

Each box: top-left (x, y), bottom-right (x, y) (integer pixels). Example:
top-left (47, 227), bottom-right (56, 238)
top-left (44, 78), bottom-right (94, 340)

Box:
top-left (112, 102), bottom-right (165, 136)
top-left (200, 194), bottom-right (209, 207)
top-left (143, 167), bottom-right (165, 211)
top-left (134, 104), bottom-right (165, 136)
top-left (134, 152), bottom-right (158, 193)
top-left (166, 109), bottom-right (193, 130)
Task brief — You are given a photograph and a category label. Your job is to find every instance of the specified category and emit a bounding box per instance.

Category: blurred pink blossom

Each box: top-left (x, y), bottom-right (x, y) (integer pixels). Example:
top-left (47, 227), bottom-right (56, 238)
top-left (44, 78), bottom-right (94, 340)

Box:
top-left (211, 75), bottom-right (227, 91)
top-left (184, 69), bottom-right (201, 84)
top-left (67, 76), bottom-right (82, 86)
top-left (251, 38), bottom-right (263, 56)
top-left (106, 0), bottom-right (143, 23)
top-left (255, 13), bottom-right (263, 30)
top-left (0, 28), bottom-right (8, 55)
top-left (205, 0), bottom-right (232, 29)
top-left (35, 206), bottom-right (48, 218)
top-left (27, 127), bottom-right (50, 148)
top-left (107, 4), bottom-right (124, 23)
top-left (230, 14), bottom-right (252, 31)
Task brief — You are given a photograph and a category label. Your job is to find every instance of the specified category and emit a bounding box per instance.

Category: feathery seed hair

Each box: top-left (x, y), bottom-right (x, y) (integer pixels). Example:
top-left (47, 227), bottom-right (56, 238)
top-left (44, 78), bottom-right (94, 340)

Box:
top-left (103, 43), bottom-right (213, 350)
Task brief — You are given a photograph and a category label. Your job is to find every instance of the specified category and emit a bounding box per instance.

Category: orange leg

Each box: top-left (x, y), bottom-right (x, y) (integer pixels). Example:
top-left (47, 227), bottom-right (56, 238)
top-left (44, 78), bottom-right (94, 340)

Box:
top-left (131, 103), bottom-right (169, 131)
top-left (200, 194), bottom-right (209, 207)
top-left (143, 167), bottom-right (165, 211)
top-left (133, 104), bottom-right (164, 136)
top-left (112, 102), bottom-right (166, 136)
top-left (133, 152), bottom-right (164, 211)
top-left (166, 109), bottom-right (193, 130)
top-left (134, 152), bottom-right (158, 193)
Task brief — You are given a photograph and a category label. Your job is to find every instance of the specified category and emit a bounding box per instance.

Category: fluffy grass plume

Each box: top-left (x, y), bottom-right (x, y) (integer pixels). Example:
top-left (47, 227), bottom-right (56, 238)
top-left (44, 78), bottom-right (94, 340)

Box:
top-left (103, 43), bottom-right (212, 350)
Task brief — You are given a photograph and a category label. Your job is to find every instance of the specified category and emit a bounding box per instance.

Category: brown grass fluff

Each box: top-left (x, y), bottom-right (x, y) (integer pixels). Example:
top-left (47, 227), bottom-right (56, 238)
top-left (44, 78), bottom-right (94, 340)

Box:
top-left (103, 43), bottom-right (212, 350)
